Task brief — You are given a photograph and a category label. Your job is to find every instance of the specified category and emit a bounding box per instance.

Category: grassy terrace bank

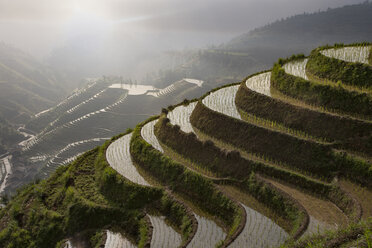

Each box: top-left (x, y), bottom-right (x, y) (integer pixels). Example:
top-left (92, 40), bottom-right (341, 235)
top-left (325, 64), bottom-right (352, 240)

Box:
top-left (130, 117), bottom-right (243, 246)
top-left (101, 132), bottom-right (196, 247)
top-left (236, 72), bottom-right (371, 142)
top-left (156, 110), bottom-right (361, 222)
top-left (0, 43), bottom-right (370, 247)
top-left (306, 43), bottom-right (372, 90)
top-left (282, 218), bottom-right (372, 248)
top-left (271, 56), bottom-right (372, 119)
top-left (154, 114), bottom-right (309, 239)
top-left (0, 145), bottom-right (154, 248)
top-left (235, 73), bottom-right (372, 157)
top-left (190, 99), bottom-right (371, 187)
top-left (0, 130), bottom-right (198, 248)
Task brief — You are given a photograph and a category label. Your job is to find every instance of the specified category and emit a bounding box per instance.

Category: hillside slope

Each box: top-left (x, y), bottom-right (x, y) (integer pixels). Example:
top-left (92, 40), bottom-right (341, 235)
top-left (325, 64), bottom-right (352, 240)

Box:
top-left (1, 77), bottom-right (210, 195)
top-left (0, 43), bottom-right (68, 124)
top-left (0, 43), bottom-right (370, 248)
top-left (226, 2), bottom-right (372, 53)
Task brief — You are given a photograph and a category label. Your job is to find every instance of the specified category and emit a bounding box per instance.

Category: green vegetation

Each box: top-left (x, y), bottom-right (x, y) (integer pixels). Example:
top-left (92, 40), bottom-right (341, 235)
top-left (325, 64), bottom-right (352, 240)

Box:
top-left (191, 100), bottom-right (371, 186)
top-left (130, 118), bottom-right (242, 243)
top-left (306, 43), bottom-right (372, 90)
top-left (155, 111), bottom-right (361, 225)
top-left (0, 148), bottom-right (143, 248)
top-left (238, 174), bottom-right (308, 239)
top-left (0, 42), bottom-right (371, 247)
top-left (272, 59), bottom-right (372, 119)
top-left (99, 132), bottom-right (195, 246)
top-left (282, 218), bottom-right (372, 248)
top-left (156, 114), bottom-right (324, 188)
top-left (369, 46), bottom-right (372, 65)
top-left (235, 75), bottom-right (372, 156)
top-left (190, 100), bottom-right (330, 178)
top-left (0, 130), bottom-right (195, 247)
top-left (155, 116), bottom-right (308, 238)
top-left (95, 136), bottom-right (162, 209)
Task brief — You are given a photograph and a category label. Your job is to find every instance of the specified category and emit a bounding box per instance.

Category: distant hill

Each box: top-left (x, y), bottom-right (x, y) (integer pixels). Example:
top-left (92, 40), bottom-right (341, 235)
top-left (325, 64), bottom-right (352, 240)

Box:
top-left (0, 43), bottom-right (68, 124)
top-left (225, 2), bottom-right (372, 53)
top-left (183, 2), bottom-right (372, 84)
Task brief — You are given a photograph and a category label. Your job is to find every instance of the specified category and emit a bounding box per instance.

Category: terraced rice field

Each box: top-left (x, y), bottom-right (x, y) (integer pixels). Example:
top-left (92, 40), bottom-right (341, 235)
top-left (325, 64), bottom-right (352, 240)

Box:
top-left (23, 84), bottom-right (112, 150)
top-left (168, 102), bottom-right (197, 133)
top-left (320, 46), bottom-right (371, 64)
top-left (183, 78), bottom-right (204, 87)
top-left (4, 45), bottom-right (368, 248)
top-left (268, 180), bottom-right (347, 237)
top-left (230, 205), bottom-right (288, 248)
top-left (216, 71), bottom-right (350, 223)
top-left (202, 86), bottom-right (242, 119)
top-left (107, 129), bottom-right (226, 247)
top-left (104, 230), bottom-right (137, 248)
top-left (141, 119), bottom-right (231, 247)
top-left (146, 79), bottom-right (203, 98)
top-left (245, 72), bottom-right (271, 97)
top-left (65, 93), bottom-right (128, 127)
top-left (58, 153), bottom-right (84, 166)
top-left (22, 93), bottom-right (128, 152)
top-left (66, 88), bottom-right (108, 114)
top-left (109, 84), bottom-right (157, 95)
top-left (0, 156), bottom-right (11, 194)
top-left (49, 137), bottom-right (108, 165)
top-left (168, 74), bottom-right (271, 131)
top-left (149, 215), bottom-right (182, 248)
top-left (305, 217), bottom-right (331, 237)
top-left (0, 160), bottom-right (6, 187)
top-left (166, 101), bottom-right (291, 247)
top-left (106, 134), bottom-right (149, 186)
top-left (283, 59), bottom-right (309, 80)
top-left (35, 81), bottom-right (98, 119)
top-left (141, 121), bottom-right (164, 152)
top-left (155, 84), bottom-right (177, 97)
top-left (199, 72), bottom-right (355, 241)
top-left (187, 214), bottom-right (226, 248)
top-left (32, 137), bottom-right (110, 178)
top-left (106, 132), bottom-right (184, 247)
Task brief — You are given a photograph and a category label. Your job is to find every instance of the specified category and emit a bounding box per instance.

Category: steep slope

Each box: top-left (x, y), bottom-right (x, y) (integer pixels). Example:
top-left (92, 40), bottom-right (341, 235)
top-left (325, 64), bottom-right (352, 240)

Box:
top-left (0, 43), bottom-right (370, 248)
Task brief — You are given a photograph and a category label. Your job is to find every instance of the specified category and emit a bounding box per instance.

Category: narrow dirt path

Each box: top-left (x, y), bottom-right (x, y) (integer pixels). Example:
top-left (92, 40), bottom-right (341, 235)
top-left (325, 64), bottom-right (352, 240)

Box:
top-left (267, 179), bottom-right (348, 237)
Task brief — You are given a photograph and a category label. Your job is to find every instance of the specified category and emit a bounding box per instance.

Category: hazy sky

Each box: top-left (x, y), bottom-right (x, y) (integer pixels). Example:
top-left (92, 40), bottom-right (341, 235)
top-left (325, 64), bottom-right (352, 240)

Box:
top-left (0, 0), bottom-right (364, 58)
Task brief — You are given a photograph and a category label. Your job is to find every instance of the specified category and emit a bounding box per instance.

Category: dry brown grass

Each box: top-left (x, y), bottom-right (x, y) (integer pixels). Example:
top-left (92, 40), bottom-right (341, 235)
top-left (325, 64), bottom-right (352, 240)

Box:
top-left (339, 180), bottom-right (372, 219)
top-left (267, 179), bottom-right (348, 228)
